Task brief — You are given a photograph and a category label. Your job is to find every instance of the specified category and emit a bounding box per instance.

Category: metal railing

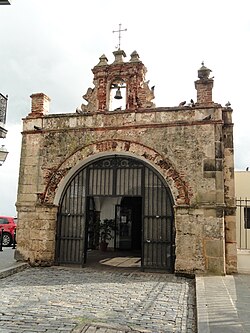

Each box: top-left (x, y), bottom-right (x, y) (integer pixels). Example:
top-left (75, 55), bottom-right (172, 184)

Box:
top-left (236, 198), bottom-right (250, 250)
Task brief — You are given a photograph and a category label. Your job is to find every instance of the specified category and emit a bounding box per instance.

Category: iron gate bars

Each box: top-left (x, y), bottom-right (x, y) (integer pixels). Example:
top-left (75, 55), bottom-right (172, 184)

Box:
top-left (56, 155), bottom-right (175, 271)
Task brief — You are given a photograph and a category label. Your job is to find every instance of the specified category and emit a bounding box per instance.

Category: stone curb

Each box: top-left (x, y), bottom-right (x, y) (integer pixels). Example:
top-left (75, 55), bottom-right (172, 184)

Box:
top-left (0, 262), bottom-right (29, 279)
top-left (195, 276), bottom-right (210, 333)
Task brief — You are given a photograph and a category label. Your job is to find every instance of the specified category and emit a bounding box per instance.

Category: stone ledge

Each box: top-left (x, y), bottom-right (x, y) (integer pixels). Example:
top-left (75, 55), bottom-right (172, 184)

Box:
top-left (0, 262), bottom-right (29, 279)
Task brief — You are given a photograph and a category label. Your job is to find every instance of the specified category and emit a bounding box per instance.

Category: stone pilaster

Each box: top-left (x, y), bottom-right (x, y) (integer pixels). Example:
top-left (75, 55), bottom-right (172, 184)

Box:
top-left (223, 105), bottom-right (237, 273)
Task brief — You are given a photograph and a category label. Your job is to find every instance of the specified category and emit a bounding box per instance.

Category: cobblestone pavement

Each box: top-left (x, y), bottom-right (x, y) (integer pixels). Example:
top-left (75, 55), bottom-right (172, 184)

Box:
top-left (0, 267), bottom-right (196, 333)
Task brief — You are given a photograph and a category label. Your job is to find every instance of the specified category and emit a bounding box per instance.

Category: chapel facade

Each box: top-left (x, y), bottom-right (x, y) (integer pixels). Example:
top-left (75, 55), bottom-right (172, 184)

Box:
top-left (15, 49), bottom-right (237, 275)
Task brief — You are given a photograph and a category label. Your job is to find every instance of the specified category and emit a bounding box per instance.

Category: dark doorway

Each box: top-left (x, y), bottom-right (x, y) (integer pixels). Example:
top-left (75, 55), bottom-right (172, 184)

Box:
top-left (115, 197), bottom-right (142, 251)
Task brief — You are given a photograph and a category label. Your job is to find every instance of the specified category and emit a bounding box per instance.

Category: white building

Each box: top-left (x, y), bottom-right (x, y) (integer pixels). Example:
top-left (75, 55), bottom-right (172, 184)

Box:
top-left (235, 170), bottom-right (250, 273)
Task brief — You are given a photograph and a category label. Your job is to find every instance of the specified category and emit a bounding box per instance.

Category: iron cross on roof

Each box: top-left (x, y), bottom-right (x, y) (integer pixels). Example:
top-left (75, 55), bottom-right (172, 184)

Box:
top-left (112, 23), bottom-right (127, 50)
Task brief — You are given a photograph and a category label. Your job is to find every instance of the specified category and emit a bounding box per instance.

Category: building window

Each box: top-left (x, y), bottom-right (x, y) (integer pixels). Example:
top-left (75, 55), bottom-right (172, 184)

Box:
top-left (0, 218), bottom-right (9, 224)
top-left (244, 207), bottom-right (250, 229)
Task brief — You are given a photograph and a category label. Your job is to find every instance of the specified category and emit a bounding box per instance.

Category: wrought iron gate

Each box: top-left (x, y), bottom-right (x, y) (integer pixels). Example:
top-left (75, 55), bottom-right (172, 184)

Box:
top-left (56, 155), bottom-right (175, 271)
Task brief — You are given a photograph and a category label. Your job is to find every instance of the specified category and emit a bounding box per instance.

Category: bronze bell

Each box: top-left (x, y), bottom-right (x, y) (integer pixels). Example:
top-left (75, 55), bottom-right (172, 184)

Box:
top-left (114, 87), bottom-right (122, 99)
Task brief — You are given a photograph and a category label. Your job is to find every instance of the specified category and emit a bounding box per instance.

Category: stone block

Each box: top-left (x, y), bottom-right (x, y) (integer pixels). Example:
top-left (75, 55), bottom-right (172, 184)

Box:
top-left (203, 159), bottom-right (215, 171)
top-left (215, 171), bottom-right (224, 189)
top-left (38, 208), bottom-right (57, 221)
top-left (40, 220), bottom-right (56, 230)
top-left (178, 221), bottom-right (196, 236)
top-left (176, 247), bottom-right (206, 272)
top-left (198, 191), bottom-right (216, 203)
top-left (17, 193), bottom-right (37, 203)
top-left (18, 211), bottom-right (37, 221)
top-left (20, 184), bottom-right (37, 194)
top-left (215, 142), bottom-right (222, 158)
top-left (29, 239), bottom-right (40, 251)
top-left (29, 229), bottom-right (55, 241)
top-left (225, 221), bottom-right (236, 243)
top-left (203, 219), bottom-right (223, 238)
top-left (176, 234), bottom-right (196, 258)
top-left (204, 171), bottom-right (216, 178)
top-left (205, 239), bottom-right (224, 257)
top-left (30, 220), bottom-right (44, 229)
top-left (176, 207), bottom-right (190, 215)
top-left (216, 190), bottom-right (225, 204)
top-left (14, 249), bottom-right (26, 261)
top-left (206, 256), bottom-right (225, 274)
top-left (39, 240), bottom-right (55, 252)
top-left (204, 209), bottom-right (217, 218)
top-left (215, 158), bottom-right (223, 171)
top-left (225, 242), bottom-right (237, 257)
top-left (16, 228), bottom-right (30, 242)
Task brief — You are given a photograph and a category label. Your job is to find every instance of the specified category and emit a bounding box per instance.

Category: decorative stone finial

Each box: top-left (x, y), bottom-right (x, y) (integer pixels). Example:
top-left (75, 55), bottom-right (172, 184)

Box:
top-left (95, 54), bottom-right (108, 67)
top-left (195, 63), bottom-right (214, 105)
top-left (198, 62), bottom-right (212, 80)
top-left (130, 50), bottom-right (141, 63)
top-left (112, 49), bottom-right (126, 64)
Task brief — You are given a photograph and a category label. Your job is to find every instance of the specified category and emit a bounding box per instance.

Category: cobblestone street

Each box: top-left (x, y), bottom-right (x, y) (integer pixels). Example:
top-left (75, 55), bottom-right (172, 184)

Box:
top-left (0, 267), bottom-right (196, 333)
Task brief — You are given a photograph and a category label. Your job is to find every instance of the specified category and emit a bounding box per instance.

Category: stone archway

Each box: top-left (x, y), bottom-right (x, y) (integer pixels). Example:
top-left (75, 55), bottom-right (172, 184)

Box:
top-left (55, 154), bottom-right (176, 271)
top-left (40, 139), bottom-right (192, 207)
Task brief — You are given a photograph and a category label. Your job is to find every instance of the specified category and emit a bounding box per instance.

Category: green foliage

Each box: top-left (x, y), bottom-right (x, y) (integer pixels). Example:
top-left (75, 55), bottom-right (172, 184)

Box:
top-left (99, 219), bottom-right (115, 243)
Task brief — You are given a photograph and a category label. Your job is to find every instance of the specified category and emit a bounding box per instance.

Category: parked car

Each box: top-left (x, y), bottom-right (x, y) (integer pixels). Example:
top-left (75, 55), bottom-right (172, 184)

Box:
top-left (0, 216), bottom-right (17, 246)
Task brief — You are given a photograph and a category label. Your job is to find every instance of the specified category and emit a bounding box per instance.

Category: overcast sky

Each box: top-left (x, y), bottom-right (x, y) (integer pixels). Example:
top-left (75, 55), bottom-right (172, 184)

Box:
top-left (0, 0), bottom-right (249, 216)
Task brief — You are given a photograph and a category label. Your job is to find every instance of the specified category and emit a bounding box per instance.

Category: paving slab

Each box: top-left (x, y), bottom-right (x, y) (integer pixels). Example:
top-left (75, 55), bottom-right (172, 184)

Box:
top-left (196, 274), bottom-right (250, 333)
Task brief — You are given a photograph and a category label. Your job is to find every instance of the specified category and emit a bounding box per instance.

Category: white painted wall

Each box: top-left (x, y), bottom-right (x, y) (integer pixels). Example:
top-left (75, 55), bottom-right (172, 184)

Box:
top-left (94, 196), bottom-right (122, 249)
top-left (235, 171), bottom-right (250, 198)
top-left (237, 250), bottom-right (250, 273)
top-left (235, 171), bottom-right (250, 272)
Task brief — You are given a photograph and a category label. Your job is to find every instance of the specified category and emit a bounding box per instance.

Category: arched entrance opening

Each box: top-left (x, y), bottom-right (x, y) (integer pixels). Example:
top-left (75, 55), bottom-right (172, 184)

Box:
top-left (55, 155), bottom-right (175, 272)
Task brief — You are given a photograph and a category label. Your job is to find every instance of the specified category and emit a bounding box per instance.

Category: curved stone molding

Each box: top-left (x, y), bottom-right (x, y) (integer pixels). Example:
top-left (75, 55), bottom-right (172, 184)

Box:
top-left (41, 139), bottom-right (191, 206)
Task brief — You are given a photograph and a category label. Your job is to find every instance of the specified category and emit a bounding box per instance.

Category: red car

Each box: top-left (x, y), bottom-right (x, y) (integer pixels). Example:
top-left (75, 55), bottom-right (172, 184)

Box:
top-left (0, 216), bottom-right (17, 247)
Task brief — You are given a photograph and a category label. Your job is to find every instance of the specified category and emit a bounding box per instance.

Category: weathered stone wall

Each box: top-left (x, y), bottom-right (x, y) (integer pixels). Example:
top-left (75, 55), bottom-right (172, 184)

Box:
top-left (16, 102), bottom-right (236, 274)
top-left (15, 206), bottom-right (57, 265)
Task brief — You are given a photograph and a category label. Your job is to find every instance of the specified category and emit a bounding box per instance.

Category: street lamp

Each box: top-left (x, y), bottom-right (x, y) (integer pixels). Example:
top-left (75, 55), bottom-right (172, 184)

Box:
top-left (0, 1), bottom-right (11, 4)
top-left (0, 145), bottom-right (8, 166)
top-left (0, 93), bottom-right (8, 138)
